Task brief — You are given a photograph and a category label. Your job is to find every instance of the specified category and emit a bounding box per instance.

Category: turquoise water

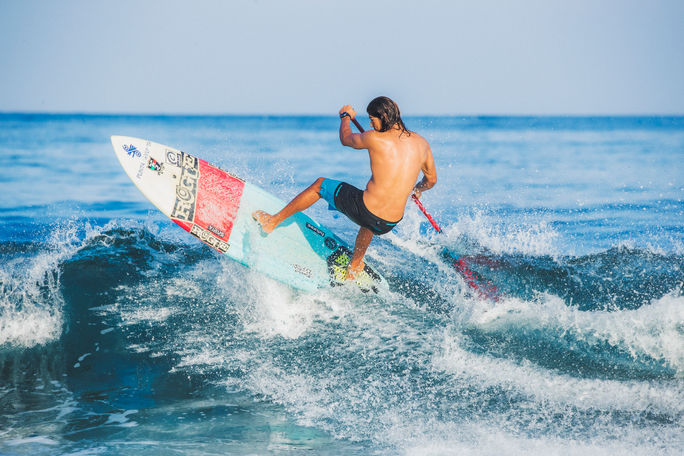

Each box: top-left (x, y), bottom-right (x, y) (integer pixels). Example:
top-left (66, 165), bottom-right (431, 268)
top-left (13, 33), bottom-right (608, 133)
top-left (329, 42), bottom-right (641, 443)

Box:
top-left (1, 114), bottom-right (683, 454)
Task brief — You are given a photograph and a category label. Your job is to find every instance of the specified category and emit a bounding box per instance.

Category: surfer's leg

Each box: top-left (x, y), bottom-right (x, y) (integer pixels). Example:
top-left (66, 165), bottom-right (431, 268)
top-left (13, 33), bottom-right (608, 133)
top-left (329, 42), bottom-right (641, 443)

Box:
top-left (347, 227), bottom-right (373, 280)
top-left (253, 178), bottom-right (325, 233)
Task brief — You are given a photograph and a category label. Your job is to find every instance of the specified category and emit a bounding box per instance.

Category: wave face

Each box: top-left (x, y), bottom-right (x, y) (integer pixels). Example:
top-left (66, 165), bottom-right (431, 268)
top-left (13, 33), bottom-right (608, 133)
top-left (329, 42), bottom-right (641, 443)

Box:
top-left (1, 114), bottom-right (683, 454)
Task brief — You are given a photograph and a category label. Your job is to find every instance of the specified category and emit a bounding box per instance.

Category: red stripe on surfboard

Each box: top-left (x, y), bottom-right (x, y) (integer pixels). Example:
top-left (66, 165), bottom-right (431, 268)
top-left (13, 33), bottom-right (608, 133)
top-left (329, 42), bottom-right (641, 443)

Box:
top-left (171, 159), bottom-right (245, 243)
top-left (193, 159), bottom-right (244, 241)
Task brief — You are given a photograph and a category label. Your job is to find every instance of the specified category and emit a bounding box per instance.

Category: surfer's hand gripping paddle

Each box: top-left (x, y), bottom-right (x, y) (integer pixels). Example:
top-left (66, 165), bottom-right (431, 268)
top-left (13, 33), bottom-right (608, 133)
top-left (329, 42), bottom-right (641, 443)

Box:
top-left (347, 115), bottom-right (499, 301)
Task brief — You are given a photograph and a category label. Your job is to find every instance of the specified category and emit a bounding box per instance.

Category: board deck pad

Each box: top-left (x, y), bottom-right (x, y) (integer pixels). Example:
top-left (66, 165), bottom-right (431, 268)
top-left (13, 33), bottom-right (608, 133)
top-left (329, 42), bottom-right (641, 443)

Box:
top-left (111, 136), bottom-right (387, 293)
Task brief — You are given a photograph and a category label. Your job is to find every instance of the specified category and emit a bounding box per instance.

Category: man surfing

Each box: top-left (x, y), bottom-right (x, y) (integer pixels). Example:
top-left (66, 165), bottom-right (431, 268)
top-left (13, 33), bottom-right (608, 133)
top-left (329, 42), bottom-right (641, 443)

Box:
top-left (253, 96), bottom-right (437, 280)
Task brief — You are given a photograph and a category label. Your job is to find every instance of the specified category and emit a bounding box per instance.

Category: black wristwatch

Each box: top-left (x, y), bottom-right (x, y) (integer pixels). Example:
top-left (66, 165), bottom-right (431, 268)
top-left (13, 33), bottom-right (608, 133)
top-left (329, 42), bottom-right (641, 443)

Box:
top-left (340, 112), bottom-right (351, 119)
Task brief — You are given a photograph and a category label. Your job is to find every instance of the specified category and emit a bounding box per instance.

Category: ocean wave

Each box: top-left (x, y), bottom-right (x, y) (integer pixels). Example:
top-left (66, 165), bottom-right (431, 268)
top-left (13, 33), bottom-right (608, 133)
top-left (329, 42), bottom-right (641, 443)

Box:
top-left (1, 218), bottom-right (681, 453)
top-left (452, 291), bottom-right (684, 377)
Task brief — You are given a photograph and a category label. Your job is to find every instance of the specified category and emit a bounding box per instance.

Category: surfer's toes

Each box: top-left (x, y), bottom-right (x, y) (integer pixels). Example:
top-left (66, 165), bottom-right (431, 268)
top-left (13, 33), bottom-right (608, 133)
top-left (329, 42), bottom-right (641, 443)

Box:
top-left (252, 210), bottom-right (275, 234)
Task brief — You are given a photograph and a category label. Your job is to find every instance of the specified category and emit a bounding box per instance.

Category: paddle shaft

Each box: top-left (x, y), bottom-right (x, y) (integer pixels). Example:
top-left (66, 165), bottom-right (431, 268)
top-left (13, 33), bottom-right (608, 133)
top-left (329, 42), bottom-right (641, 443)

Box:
top-left (411, 194), bottom-right (442, 233)
top-left (350, 117), bottom-right (365, 134)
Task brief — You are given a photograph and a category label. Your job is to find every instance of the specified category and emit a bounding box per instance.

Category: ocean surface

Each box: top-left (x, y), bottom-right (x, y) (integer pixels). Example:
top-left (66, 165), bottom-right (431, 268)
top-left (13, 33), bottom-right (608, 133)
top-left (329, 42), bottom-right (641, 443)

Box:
top-left (0, 114), bottom-right (682, 455)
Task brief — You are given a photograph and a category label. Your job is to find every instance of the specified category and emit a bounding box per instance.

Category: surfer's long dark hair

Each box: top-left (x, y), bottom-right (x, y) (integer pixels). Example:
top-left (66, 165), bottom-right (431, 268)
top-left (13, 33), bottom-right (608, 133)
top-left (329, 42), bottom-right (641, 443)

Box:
top-left (366, 96), bottom-right (410, 136)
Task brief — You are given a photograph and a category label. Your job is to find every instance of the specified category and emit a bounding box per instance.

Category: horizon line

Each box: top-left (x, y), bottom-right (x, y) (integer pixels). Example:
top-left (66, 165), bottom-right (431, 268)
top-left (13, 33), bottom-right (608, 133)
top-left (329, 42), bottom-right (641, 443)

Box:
top-left (2, 111), bottom-right (684, 118)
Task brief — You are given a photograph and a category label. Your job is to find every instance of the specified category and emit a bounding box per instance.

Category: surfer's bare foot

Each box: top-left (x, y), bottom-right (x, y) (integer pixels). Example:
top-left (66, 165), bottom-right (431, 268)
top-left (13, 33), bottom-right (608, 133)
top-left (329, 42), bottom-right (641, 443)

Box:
top-left (252, 210), bottom-right (276, 234)
top-left (346, 260), bottom-right (365, 281)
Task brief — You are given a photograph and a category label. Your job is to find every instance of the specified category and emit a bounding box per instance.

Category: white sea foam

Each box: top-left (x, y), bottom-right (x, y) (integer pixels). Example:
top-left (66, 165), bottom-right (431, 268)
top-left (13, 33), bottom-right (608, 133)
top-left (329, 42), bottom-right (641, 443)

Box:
top-left (239, 272), bottom-right (354, 340)
top-left (120, 306), bottom-right (176, 326)
top-left (446, 211), bottom-right (560, 257)
top-left (452, 290), bottom-right (684, 377)
top-left (395, 421), bottom-right (684, 456)
top-left (389, 204), bottom-right (561, 258)
top-left (4, 436), bottom-right (59, 446)
top-left (0, 297), bottom-right (62, 347)
top-left (0, 223), bottom-right (82, 347)
top-left (104, 409), bottom-right (138, 427)
top-left (433, 328), bottom-right (683, 416)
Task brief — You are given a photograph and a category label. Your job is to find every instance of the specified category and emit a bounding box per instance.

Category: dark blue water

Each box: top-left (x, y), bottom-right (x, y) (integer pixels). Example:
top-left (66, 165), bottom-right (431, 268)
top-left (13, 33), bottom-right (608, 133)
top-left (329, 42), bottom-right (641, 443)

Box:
top-left (1, 114), bottom-right (683, 455)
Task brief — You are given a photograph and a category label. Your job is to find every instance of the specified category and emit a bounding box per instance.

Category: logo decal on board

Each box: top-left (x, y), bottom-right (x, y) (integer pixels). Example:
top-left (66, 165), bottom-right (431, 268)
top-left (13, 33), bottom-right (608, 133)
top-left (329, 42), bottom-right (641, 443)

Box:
top-left (170, 152), bottom-right (200, 222)
top-left (190, 224), bottom-right (230, 253)
top-left (123, 144), bottom-right (141, 158)
top-left (135, 142), bottom-right (151, 179)
top-left (166, 150), bottom-right (182, 167)
top-left (305, 222), bottom-right (325, 237)
top-left (148, 157), bottom-right (164, 174)
top-left (293, 264), bottom-right (312, 278)
top-left (324, 237), bottom-right (338, 250)
top-left (207, 224), bottom-right (225, 238)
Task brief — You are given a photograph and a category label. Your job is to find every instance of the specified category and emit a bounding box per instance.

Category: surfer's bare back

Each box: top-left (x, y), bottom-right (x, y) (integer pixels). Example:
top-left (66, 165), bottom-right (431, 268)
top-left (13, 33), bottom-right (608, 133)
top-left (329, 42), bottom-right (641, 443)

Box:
top-left (254, 96), bottom-right (437, 280)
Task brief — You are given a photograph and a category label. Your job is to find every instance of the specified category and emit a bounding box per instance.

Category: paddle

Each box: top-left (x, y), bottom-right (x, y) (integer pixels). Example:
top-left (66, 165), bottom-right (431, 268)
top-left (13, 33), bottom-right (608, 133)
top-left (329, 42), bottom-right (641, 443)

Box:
top-left (348, 115), bottom-right (499, 301)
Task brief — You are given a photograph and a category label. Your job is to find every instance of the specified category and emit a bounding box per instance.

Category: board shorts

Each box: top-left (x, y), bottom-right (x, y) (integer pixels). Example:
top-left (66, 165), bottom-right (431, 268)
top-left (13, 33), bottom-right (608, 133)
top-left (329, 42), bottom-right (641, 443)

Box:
top-left (319, 178), bottom-right (401, 235)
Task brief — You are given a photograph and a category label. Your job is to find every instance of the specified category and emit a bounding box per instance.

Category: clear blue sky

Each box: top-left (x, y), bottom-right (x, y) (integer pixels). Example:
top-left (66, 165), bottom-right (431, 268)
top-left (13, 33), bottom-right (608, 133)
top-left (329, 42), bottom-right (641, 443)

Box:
top-left (1, 0), bottom-right (682, 115)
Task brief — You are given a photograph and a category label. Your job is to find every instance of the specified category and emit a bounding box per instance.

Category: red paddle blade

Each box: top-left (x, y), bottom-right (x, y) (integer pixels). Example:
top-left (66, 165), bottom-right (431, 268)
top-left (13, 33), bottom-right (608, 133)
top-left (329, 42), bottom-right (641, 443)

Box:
top-left (450, 256), bottom-right (500, 301)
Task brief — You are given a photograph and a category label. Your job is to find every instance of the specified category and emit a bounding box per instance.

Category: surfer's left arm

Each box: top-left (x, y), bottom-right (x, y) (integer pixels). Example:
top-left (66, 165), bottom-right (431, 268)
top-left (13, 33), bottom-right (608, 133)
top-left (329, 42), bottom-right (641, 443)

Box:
top-left (339, 105), bottom-right (370, 150)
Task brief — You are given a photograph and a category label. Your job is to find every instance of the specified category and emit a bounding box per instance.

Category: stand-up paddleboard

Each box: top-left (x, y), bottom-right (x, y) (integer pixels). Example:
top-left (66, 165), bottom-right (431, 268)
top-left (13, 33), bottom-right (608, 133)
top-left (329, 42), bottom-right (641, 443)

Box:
top-left (111, 136), bottom-right (387, 293)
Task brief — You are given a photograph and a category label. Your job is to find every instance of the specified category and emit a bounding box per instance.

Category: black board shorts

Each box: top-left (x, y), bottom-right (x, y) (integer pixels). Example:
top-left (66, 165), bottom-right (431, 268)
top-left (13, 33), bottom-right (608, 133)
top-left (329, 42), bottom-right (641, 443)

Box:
top-left (320, 179), bottom-right (401, 235)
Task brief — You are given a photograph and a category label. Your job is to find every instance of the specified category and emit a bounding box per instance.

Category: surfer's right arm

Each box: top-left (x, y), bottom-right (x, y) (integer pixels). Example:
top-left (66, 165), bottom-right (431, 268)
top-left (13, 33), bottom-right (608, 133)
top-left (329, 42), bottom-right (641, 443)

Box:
top-left (339, 105), bottom-right (371, 150)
